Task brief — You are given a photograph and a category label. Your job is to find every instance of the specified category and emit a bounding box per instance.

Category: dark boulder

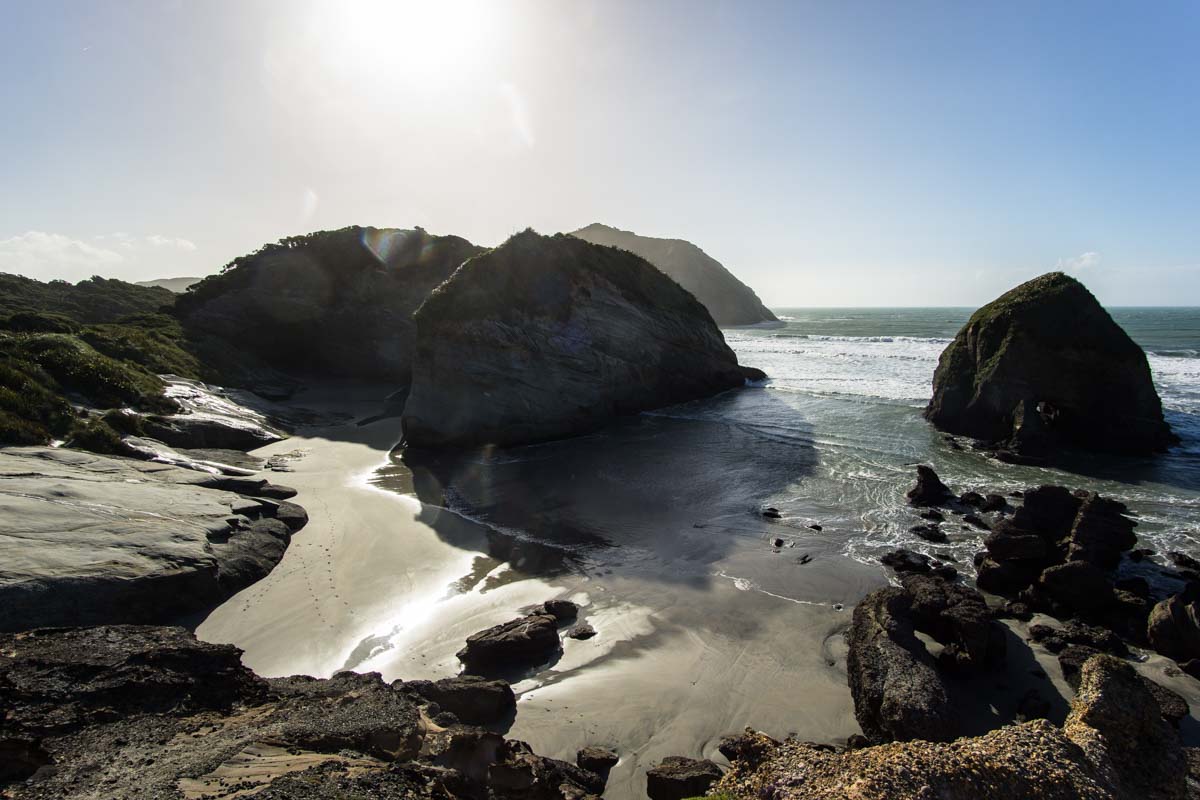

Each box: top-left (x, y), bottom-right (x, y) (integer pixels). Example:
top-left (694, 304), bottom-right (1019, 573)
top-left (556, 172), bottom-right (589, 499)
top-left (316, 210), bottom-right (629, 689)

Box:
top-left (1029, 621), bottom-right (1128, 657)
top-left (457, 613), bottom-right (562, 676)
top-left (401, 231), bottom-right (751, 448)
top-left (901, 573), bottom-right (1006, 672)
top-left (881, 548), bottom-right (932, 574)
top-left (1037, 561), bottom-right (1116, 614)
top-left (981, 494), bottom-right (1008, 512)
top-left (976, 557), bottom-right (1043, 595)
top-left (847, 587), bottom-right (957, 743)
top-left (539, 599), bottom-right (579, 622)
top-left (401, 675), bottom-right (516, 726)
top-left (567, 622), bottom-right (596, 640)
top-left (906, 465), bottom-right (953, 507)
top-left (1148, 590), bottom-right (1200, 662)
top-left (984, 528), bottom-right (1048, 562)
top-left (925, 272), bottom-right (1176, 457)
top-left (645, 756), bottom-right (723, 800)
top-left (960, 491), bottom-right (985, 507)
top-left (576, 746), bottom-right (619, 773)
top-left (910, 524), bottom-right (947, 543)
top-left (1064, 496), bottom-right (1137, 569)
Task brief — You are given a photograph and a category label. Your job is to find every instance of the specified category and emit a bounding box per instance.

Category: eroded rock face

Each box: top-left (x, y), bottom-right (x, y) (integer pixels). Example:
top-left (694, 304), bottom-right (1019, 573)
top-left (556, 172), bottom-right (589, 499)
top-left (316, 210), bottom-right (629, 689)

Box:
top-left (713, 654), bottom-right (1187, 800)
top-left (925, 272), bottom-right (1175, 457)
top-left (400, 675), bottom-right (516, 726)
top-left (402, 230), bottom-right (753, 448)
top-left (846, 587), bottom-right (956, 743)
top-left (0, 626), bottom-right (602, 800)
top-left (176, 226), bottom-right (483, 382)
top-left (645, 756), bottom-right (723, 800)
top-left (0, 447), bottom-right (301, 631)
top-left (568, 223), bottom-right (777, 326)
top-left (1148, 588), bottom-right (1200, 662)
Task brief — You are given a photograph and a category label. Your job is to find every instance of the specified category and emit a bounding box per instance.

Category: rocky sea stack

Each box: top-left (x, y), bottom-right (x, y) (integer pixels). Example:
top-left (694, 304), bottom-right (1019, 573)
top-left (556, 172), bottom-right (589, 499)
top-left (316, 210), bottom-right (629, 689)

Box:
top-left (176, 226), bottom-right (483, 382)
top-left (569, 223), bottom-right (777, 326)
top-left (925, 272), bottom-right (1175, 457)
top-left (402, 230), bottom-right (754, 448)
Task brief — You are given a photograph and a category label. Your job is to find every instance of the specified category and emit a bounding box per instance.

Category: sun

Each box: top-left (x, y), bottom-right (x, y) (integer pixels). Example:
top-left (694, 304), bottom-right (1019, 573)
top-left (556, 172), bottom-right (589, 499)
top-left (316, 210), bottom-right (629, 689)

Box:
top-left (308, 0), bottom-right (496, 89)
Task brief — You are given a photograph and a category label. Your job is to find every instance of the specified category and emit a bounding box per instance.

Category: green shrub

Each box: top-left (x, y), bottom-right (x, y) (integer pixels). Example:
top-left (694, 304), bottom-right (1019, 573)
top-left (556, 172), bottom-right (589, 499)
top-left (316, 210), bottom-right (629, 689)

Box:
top-left (0, 311), bottom-right (79, 334)
top-left (67, 417), bottom-right (137, 456)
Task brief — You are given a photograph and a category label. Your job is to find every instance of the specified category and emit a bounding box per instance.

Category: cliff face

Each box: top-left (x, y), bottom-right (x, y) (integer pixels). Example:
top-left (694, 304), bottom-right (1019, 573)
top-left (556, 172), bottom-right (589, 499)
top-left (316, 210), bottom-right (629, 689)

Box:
top-left (176, 227), bottom-right (483, 382)
top-left (568, 223), bottom-right (777, 326)
top-left (402, 230), bottom-right (751, 448)
top-left (925, 272), bottom-right (1175, 457)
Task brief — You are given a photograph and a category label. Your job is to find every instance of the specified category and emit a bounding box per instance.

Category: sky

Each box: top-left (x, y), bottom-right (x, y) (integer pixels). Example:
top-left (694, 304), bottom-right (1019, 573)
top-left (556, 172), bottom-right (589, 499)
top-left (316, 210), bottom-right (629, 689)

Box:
top-left (1, 0), bottom-right (1198, 306)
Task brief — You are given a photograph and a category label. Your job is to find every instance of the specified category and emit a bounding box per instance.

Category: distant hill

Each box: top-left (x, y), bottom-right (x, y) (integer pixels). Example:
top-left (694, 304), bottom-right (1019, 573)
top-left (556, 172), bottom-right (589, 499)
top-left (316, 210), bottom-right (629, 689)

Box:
top-left (137, 277), bottom-right (201, 293)
top-left (568, 223), bottom-right (777, 326)
top-left (0, 274), bottom-right (174, 323)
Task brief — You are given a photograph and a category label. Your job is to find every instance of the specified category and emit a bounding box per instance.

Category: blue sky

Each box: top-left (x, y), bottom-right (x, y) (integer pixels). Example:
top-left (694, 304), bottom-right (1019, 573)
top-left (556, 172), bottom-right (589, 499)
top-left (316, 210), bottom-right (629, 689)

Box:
top-left (1, 0), bottom-right (1197, 305)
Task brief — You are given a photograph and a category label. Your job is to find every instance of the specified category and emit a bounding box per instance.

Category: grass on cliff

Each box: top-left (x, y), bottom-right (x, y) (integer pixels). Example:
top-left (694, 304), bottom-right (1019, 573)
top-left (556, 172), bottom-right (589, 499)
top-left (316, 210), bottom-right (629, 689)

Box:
top-left (0, 331), bottom-right (178, 449)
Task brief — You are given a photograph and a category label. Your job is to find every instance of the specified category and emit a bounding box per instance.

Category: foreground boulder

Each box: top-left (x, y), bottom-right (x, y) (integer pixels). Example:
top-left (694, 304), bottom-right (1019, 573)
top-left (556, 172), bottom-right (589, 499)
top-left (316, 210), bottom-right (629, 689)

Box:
top-left (712, 655), bottom-right (1185, 800)
top-left (0, 625), bottom-right (602, 799)
top-left (176, 226), bottom-right (483, 382)
top-left (0, 447), bottom-right (302, 631)
top-left (568, 222), bottom-right (777, 326)
top-left (457, 612), bottom-right (563, 676)
top-left (925, 272), bottom-right (1175, 457)
top-left (1148, 586), bottom-right (1200, 662)
top-left (846, 586), bottom-right (957, 743)
top-left (645, 756), bottom-right (723, 800)
top-left (401, 230), bottom-right (754, 448)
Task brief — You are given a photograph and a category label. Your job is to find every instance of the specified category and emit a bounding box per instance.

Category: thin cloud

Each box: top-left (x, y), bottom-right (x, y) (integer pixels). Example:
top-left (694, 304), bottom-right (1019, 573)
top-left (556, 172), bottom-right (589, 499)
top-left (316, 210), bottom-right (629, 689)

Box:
top-left (1056, 251), bottom-right (1100, 273)
top-left (0, 231), bottom-right (197, 282)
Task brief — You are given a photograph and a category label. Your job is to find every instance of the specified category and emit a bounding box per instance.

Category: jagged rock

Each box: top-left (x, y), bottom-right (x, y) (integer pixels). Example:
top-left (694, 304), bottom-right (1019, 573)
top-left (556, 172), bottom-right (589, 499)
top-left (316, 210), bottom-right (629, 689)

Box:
top-left (0, 626), bottom-right (601, 800)
top-left (177, 226), bottom-right (484, 381)
top-left (576, 746), bottom-right (619, 773)
top-left (645, 756), bottom-right (723, 800)
top-left (718, 729), bottom-right (780, 764)
top-left (1038, 561), bottom-right (1116, 614)
top-left (900, 573), bottom-right (1006, 672)
top-left (905, 465), bottom-right (953, 506)
top-left (400, 676), bottom-right (516, 725)
top-left (960, 491), bottom-right (985, 507)
top-left (982, 493), bottom-right (1008, 512)
top-left (713, 654), bottom-right (1185, 800)
top-left (925, 272), bottom-right (1176, 457)
top-left (880, 548), bottom-right (932, 574)
top-left (962, 513), bottom-right (990, 530)
top-left (984, 526), bottom-right (1049, 561)
top-left (1065, 496), bottom-right (1138, 569)
top-left (847, 587), bottom-right (956, 743)
top-left (567, 623), bottom-right (596, 640)
top-left (1029, 621), bottom-right (1128, 657)
top-left (1064, 655), bottom-right (1187, 799)
top-left (568, 223), bottom-right (777, 326)
top-left (909, 523), bottom-right (946, 543)
top-left (457, 613), bottom-right (562, 676)
top-left (0, 447), bottom-right (294, 631)
top-left (1148, 588), bottom-right (1200, 662)
top-left (540, 599), bottom-right (579, 622)
top-left (401, 231), bottom-right (752, 448)
top-left (976, 556), bottom-right (1043, 594)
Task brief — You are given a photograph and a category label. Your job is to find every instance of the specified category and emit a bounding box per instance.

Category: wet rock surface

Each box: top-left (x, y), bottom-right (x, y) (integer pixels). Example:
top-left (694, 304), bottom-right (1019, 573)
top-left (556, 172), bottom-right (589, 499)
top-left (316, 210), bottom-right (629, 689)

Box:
top-left (0, 625), bottom-right (604, 800)
top-left (924, 271), bottom-right (1176, 458)
top-left (0, 447), bottom-right (303, 631)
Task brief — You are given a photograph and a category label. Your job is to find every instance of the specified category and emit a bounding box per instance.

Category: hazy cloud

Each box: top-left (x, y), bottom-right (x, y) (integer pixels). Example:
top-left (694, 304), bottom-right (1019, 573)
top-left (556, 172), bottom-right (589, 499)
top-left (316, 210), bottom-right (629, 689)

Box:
top-left (1056, 251), bottom-right (1100, 273)
top-left (0, 231), bottom-right (197, 282)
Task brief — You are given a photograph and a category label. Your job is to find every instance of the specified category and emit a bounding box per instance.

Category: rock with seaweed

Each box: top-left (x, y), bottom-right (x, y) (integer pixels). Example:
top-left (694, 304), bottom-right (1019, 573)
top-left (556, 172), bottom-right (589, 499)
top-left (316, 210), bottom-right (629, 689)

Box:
top-left (925, 272), bottom-right (1175, 458)
top-left (402, 230), bottom-right (756, 448)
top-left (568, 222), bottom-right (777, 326)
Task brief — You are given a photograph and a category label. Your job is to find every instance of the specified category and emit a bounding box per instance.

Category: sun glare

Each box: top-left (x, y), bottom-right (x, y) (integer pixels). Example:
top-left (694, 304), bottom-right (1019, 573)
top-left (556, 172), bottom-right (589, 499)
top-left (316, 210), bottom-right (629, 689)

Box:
top-left (310, 0), bottom-right (495, 88)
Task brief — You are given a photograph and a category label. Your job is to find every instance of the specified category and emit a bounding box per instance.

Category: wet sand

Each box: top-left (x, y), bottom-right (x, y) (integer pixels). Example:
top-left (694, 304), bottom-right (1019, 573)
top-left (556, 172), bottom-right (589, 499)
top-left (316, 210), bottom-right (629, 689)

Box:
top-left (196, 385), bottom-right (884, 799)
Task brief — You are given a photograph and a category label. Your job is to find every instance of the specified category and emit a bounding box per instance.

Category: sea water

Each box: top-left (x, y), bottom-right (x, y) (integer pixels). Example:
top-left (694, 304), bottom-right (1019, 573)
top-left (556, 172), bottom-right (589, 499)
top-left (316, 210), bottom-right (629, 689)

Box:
top-left (722, 307), bottom-right (1200, 575)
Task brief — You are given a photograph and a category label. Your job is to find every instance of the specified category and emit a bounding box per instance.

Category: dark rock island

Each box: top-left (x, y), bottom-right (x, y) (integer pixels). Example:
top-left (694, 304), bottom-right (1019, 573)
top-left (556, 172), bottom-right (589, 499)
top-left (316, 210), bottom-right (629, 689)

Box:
top-left (402, 230), bottom-right (756, 448)
top-left (925, 272), bottom-right (1175, 458)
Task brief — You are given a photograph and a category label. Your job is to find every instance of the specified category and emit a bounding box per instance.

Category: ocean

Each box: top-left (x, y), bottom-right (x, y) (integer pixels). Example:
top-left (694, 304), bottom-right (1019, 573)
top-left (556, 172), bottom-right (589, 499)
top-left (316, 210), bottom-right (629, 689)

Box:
top-left (722, 307), bottom-right (1200, 581)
